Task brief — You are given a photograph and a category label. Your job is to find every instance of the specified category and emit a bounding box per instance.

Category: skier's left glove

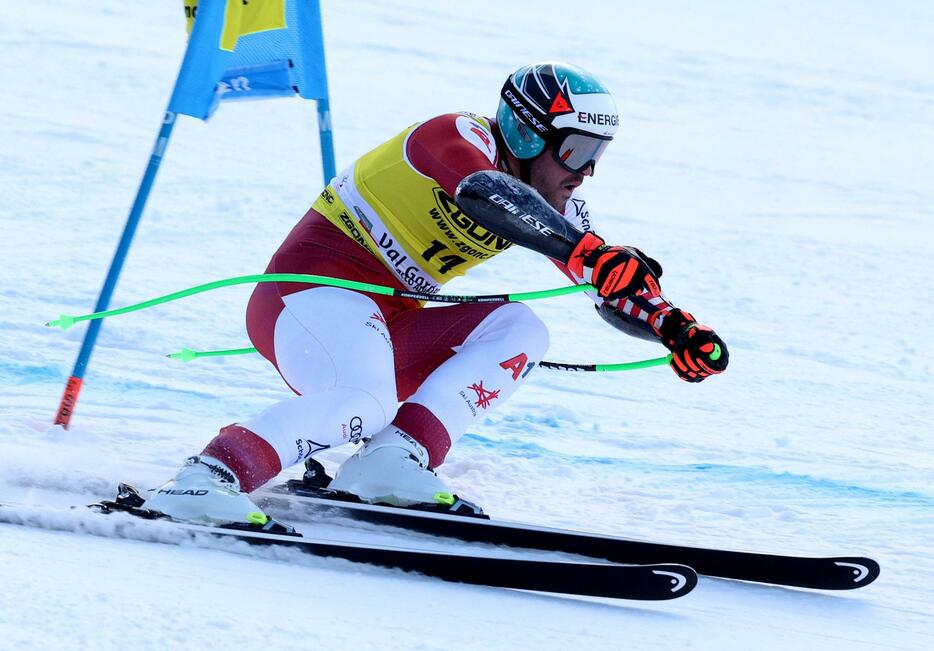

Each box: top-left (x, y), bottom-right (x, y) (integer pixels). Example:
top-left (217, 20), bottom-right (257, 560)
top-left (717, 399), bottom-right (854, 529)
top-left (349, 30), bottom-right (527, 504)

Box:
top-left (657, 308), bottom-right (729, 383)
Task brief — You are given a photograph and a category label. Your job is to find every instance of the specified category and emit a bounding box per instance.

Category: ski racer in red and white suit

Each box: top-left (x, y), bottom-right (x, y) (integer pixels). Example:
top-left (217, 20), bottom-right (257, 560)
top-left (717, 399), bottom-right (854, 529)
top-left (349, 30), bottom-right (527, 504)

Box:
top-left (145, 62), bottom-right (729, 524)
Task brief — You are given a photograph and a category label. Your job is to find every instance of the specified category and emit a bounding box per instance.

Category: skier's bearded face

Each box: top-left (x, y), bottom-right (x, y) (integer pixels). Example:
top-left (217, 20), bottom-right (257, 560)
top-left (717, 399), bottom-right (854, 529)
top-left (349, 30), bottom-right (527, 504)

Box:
top-left (529, 146), bottom-right (593, 211)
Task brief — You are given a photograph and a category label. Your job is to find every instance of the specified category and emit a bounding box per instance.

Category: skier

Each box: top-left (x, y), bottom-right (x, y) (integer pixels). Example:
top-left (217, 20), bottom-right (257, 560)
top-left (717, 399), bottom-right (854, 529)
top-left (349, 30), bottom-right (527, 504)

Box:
top-left (145, 62), bottom-right (729, 525)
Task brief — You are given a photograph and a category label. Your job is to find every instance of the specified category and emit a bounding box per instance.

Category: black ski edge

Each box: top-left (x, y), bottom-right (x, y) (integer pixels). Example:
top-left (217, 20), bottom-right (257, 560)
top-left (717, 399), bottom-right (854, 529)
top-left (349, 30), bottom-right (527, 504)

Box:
top-left (264, 483), bottom-right (879, 591)
top-left (0, 498), bottom-right (694, 601)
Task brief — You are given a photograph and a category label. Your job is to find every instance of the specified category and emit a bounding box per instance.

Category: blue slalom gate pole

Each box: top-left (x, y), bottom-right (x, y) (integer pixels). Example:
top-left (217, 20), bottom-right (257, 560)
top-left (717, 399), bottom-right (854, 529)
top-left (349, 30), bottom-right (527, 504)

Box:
top-left (54, 111), bottom-right (178, 428)
top-left (316, 97), bottom-right (335, 183)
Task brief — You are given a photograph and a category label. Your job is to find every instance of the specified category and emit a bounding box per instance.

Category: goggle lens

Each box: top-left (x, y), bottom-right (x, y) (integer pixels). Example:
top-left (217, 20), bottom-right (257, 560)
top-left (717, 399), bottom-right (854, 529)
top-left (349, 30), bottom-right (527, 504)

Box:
top-left (553, 133), bottom-right (611, 173)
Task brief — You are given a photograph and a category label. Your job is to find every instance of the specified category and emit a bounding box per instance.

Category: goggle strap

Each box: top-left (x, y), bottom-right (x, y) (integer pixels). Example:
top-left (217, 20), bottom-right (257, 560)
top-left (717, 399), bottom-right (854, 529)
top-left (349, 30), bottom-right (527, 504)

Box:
top-left (500, 78), bottom-right (557, 139)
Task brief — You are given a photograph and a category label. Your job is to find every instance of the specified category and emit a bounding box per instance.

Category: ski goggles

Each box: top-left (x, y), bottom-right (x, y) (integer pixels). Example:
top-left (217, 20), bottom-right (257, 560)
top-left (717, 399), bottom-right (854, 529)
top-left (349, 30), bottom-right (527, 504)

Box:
top-left (551, 130), bottom-right (612, 174)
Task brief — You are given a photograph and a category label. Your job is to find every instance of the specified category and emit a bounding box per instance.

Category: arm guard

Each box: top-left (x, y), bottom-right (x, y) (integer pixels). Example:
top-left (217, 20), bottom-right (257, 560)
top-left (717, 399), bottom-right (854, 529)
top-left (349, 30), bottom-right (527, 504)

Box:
top-left (595, 302), bottom-right (660, 342)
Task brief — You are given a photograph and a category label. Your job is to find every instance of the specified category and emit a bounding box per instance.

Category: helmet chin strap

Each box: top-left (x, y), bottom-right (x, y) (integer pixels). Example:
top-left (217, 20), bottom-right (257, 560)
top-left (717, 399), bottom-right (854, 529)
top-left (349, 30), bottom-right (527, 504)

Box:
top-left (518, 158), bottom-right (533, 185)
top-left (499, 144), bottom-right (535, 185)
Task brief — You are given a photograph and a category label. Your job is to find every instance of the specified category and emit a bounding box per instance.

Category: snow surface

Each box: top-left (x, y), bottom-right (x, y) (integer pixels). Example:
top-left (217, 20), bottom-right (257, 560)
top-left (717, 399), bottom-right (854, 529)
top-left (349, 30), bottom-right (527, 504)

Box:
top-left (2, 0), bottom-right (933, 648)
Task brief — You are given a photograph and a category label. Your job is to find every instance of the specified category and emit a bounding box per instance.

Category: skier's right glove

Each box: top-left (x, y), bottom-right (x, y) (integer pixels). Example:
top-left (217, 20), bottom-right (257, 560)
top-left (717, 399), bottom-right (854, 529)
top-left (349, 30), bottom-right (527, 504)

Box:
top-left (657, 308), bottom-right (729, 383)
top-left (566, 233), bottom-right (662, 300)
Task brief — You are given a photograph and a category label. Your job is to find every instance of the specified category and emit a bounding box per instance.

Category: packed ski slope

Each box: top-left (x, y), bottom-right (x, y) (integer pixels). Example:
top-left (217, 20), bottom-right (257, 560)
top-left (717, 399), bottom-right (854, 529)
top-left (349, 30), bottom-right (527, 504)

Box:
top-left (2, 0), bottom-right (933, 648)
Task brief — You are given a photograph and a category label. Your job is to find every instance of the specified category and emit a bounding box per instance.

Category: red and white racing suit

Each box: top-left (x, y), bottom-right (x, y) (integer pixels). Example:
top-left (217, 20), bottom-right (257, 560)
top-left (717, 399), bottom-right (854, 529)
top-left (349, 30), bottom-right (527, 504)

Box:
top-left (198, 113), bottom-right (655, 493)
